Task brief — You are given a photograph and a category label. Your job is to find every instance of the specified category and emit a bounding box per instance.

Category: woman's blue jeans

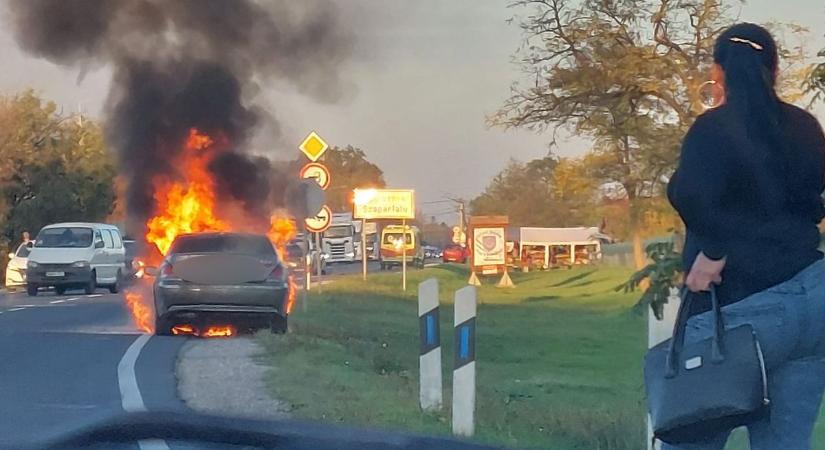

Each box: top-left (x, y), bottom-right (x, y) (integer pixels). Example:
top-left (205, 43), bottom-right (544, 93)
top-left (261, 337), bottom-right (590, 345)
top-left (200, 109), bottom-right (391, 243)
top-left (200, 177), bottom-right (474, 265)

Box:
top-left (662, 259), bottom-right (825, 450)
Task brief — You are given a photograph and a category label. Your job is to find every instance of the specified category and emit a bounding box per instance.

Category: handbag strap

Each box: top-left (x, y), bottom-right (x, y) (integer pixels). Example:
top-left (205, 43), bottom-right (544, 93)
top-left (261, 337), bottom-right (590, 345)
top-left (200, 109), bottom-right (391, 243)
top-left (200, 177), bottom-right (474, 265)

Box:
top-left (665, 285), bottom-right (725, 377)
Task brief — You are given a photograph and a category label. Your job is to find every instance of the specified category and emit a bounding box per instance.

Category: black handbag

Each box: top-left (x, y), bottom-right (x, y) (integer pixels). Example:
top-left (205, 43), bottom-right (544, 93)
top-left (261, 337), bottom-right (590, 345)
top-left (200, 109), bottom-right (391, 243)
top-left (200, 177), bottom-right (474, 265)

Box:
top-left (644, 286), bottom-right (770, 445)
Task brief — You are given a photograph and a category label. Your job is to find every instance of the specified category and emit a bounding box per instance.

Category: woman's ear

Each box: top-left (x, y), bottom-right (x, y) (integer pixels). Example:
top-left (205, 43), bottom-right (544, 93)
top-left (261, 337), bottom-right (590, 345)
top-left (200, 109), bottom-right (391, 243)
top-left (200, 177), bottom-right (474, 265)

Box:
top-left (710, 63), bottom-right (725, 88)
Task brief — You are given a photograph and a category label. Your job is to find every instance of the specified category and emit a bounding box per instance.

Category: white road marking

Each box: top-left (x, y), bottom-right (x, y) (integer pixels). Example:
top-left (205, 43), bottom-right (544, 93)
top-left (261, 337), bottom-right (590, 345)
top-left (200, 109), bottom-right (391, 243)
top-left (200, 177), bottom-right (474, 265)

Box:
top-left (18, 304), bottom-right (36, 307)
top-left (117, 334), bottom-right (170, 450)
top-left (118, 334), bottom-right (150, 412)
top-left (50, 299), bottom-right (66, 304)
top-left (7, 307), bottom-right (24, 312)
top-left (87, 294), bottom-right (103, 298)
top-left (65, 297), bottom-right (79, 302)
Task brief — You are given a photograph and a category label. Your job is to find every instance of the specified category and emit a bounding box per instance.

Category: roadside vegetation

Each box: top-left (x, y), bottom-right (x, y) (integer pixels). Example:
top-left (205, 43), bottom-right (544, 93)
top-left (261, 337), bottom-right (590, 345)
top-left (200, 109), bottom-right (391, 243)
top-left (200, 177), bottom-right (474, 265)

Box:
top-left (258, 265), bottom-right (646, 449)
top-left (258, 265), bottom-right (825, 449)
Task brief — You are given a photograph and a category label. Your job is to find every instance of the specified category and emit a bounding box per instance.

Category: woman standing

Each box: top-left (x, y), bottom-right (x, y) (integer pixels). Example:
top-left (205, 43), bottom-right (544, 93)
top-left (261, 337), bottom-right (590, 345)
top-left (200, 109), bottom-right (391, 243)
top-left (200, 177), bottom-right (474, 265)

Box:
top-left (665, 23), bottom-right (825, 449)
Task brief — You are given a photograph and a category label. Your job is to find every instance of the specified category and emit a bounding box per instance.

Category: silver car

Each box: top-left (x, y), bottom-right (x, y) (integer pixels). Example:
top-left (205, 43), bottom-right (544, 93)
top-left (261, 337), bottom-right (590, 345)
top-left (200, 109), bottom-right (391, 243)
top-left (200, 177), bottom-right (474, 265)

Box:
top-left (152, 232), bottom-right (289, 336)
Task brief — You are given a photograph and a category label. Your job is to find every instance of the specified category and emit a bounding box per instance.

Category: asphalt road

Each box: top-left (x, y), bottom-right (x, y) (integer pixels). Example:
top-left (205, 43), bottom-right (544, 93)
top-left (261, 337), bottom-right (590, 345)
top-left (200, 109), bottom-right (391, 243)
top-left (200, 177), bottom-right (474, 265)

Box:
top-left (0, 259), bottom-right (432, 449)
top-left (0, 286), bottom-right (189, 449)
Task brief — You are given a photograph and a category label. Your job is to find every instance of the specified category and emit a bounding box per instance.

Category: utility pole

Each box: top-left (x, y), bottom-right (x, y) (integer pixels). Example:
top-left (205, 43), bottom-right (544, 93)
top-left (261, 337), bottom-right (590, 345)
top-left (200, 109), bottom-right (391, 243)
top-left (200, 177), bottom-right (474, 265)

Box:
top-left (444, 197), bottom-right (466, 247)
top-left (458, 202), bottom-right (466, 247)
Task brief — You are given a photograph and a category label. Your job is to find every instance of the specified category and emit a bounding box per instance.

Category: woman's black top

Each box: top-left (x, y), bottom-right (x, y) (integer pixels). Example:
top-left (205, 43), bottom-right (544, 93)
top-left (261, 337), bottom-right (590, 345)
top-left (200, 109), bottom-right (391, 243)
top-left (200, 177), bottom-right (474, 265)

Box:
top-left (668, 103), bottom-right (825, 312)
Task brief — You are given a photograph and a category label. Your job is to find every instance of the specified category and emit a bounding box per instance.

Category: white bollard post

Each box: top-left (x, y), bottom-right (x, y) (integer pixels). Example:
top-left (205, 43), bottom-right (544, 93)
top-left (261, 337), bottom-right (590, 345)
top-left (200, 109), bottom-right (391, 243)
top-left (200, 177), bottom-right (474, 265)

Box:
top-left (418, 278), bottom-right (442, 412)
top-left (647, 286), bottom-right (681, 450)
top-left (452, 285), bottom-right (477, 437)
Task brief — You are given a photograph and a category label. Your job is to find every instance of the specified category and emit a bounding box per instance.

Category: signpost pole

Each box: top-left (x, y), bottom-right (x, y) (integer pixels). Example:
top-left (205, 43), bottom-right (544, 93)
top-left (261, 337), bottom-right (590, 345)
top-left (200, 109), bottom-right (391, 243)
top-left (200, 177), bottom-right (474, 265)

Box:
top-left (402, 219), bottom-right (407, 291)
top-left (315, 232), bottom-right (322, 294)
top-left (362, 218), bottom-right (367, 281)
top-left (303, 233), bottom-right (310, 312)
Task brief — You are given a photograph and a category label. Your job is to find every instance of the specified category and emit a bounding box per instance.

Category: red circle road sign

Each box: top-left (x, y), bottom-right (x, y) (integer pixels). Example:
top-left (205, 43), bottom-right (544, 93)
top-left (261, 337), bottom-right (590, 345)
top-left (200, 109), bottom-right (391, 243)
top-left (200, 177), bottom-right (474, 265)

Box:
top-left (299, 163), bottom-right (331, 190)
top-left (305, 205), bottom-right (332, 233)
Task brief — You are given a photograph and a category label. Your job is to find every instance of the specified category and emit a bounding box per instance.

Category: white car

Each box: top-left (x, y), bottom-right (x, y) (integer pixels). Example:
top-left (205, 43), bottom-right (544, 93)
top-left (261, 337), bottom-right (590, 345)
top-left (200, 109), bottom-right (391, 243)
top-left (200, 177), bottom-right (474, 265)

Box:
top-left (5, 242), bottom-right (33, 291)
top-left (26, 222), bottom-right (126, 296)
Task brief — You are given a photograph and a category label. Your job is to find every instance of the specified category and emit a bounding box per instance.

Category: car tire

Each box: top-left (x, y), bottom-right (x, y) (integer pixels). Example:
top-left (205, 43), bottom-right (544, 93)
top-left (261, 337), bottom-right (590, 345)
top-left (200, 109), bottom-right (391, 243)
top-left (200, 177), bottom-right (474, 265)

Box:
top-left (154, 315), bottom-right (171, 336)
top-left (270, 315), bottom-right (288, 334)
top-left (26, 284), bottom-right (38, 297)
top-left (84, 271), bottom-right (97, 295)
top-left (109, 271), bottom-right (121, 294)
top-left (55, 286), bottom-right (66, 296)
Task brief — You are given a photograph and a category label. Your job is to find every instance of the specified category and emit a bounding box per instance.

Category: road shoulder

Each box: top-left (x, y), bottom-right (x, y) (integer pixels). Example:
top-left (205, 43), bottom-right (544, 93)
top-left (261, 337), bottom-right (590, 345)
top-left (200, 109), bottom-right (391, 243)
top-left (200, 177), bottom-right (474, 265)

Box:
top-left (176, 337), bottom-right (289, 420)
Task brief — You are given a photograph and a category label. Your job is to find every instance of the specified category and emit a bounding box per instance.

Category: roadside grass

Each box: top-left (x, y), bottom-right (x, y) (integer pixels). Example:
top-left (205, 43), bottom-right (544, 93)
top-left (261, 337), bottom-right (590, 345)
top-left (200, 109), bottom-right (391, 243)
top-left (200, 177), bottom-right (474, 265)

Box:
top-left (257, 265), bottom-right (647, 449)
top-left (256, 265), bottom-right (825, 449)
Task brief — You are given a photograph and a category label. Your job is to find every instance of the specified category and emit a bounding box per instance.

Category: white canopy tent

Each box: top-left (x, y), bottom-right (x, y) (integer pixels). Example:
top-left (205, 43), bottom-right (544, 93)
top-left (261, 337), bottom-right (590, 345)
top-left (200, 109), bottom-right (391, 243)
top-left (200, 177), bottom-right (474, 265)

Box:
top-left (519, 227), bottom-right (605, 268)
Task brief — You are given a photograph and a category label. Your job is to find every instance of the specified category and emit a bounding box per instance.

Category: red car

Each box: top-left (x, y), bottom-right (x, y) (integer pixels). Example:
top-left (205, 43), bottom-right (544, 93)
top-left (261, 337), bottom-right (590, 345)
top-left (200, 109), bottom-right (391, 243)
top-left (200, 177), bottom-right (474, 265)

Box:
top-left (442, 244), bottom-right (468, 263)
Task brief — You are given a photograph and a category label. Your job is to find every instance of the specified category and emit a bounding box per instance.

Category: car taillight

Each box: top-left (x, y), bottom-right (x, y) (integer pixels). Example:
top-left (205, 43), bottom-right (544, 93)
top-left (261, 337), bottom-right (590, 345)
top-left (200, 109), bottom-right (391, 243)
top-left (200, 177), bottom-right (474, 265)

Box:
top-left (161, 263), bottom-right (174, 277)
top-left (268, 264), bottom-right (285, 281)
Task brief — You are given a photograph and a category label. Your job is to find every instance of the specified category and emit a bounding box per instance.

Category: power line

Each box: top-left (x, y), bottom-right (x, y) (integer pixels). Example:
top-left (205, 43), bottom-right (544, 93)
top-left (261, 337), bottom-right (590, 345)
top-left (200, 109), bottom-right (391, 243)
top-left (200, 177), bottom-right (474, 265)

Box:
top-left (420, 199), bottom-right (454, 205)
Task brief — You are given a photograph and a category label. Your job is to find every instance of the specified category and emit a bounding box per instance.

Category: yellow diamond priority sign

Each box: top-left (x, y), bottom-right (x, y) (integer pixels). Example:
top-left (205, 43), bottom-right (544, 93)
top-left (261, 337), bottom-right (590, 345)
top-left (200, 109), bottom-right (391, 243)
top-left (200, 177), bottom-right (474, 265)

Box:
top-left (299, 131), bottom-right (329, 162)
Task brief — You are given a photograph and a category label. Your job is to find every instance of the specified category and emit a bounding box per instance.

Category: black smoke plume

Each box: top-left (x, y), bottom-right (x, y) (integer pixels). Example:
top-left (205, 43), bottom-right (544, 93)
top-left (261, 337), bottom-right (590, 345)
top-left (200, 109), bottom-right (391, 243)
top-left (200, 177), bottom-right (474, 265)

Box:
top-left (8, 0), bottom-right (353, 234)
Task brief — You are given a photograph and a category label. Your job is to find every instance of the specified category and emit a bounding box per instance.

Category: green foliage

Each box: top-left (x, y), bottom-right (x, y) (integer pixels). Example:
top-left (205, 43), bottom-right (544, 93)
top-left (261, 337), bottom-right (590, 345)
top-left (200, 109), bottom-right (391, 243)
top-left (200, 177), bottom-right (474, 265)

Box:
top-left (618, 240), bottom-right (683, 319)
top-left (492, 1), bottom-right (809, 248)
top-left (471, 155), bottom-right (602, 227)
top-left (320, 145), bottom-right (386, 212)
top-left (0, 90), bottom-right (115, 278)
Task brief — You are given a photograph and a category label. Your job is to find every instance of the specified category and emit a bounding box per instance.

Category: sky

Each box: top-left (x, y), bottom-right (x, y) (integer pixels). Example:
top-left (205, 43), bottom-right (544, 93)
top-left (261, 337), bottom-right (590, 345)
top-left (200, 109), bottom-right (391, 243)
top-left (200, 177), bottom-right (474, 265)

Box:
top-left (0, 0), bottom-right (823, 224)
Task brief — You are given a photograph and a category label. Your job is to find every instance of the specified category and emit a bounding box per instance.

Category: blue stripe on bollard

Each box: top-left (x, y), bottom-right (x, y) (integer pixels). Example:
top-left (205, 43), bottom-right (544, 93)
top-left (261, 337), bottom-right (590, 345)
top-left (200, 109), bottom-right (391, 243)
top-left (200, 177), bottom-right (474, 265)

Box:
top-left (459, 325), bottom-right (470, 359)
top-left (419, 307), bottom-right (440, 355)
top-left (453, 317), bottom-right (476, 369)
top-left (426, 314), bottom-right (436, 346)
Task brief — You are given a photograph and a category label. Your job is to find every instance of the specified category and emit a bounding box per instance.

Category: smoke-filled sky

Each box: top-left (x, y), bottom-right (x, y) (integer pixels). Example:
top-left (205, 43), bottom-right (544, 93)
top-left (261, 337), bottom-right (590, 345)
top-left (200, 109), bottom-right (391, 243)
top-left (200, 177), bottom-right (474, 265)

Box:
top-left (0, 0), bottom-right (823, 224)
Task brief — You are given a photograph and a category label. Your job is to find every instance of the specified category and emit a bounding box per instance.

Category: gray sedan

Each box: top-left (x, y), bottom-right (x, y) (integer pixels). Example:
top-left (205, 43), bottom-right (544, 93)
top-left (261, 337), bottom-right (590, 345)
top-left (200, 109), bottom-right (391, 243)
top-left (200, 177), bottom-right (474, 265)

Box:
top-left (151, 232), bottom-right (289, 336)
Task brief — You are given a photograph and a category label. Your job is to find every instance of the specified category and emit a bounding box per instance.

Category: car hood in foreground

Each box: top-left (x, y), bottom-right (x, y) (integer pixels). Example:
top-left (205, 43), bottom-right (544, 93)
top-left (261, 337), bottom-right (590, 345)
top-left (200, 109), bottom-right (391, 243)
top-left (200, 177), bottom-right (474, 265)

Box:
top-left (23, 410), bottom-right (508, 450)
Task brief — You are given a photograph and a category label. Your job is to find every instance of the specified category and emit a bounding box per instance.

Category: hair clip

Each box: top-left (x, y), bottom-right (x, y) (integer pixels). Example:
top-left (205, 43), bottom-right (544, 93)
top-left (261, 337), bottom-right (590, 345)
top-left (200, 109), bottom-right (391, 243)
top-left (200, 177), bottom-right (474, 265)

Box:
top-left (729, 37), bottom-right (764, 51)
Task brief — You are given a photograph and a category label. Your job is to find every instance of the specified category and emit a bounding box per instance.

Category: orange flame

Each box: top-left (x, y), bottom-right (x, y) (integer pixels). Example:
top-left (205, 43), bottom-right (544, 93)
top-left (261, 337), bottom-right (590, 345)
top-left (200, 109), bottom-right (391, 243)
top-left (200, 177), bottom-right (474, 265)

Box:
top-left (287, 274), bottom-right (297, 314)
top-left (146, 128), bottom-right (229, 256)
top-left (268, 216), bottom-right (297, 260)
top-left (133, 259), bottom-right (146, 279)
top-left (172, 324), bottom-right (196, 335)
top-left (203, 326), bottom-right (235, 337)
top-left (125, 291), bottom-right (153, 333)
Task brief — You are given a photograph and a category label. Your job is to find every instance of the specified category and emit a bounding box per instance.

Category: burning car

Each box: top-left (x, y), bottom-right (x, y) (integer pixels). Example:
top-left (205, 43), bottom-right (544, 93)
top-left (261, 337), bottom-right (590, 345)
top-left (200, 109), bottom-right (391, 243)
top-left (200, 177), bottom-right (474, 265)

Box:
top-left (150, 232), bottom-right (290, 336)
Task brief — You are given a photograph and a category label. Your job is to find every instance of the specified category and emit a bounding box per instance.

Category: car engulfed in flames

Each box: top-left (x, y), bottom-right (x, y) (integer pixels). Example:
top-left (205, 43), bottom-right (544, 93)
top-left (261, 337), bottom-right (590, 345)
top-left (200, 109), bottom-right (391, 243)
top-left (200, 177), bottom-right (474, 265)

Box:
top-left (123, 128), bottom-right (297, 337)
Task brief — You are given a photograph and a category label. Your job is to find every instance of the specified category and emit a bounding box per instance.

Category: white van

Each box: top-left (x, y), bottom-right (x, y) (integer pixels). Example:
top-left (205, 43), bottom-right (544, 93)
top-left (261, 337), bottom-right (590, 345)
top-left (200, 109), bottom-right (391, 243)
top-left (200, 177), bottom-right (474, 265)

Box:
top-left (26, 222), bottom-right (127, 296)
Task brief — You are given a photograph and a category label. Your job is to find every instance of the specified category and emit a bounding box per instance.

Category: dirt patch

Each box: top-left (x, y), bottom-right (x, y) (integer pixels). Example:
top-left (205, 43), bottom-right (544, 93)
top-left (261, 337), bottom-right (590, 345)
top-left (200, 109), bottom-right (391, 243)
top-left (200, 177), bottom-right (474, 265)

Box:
top-left (176, 337), bottom-right (289, 420)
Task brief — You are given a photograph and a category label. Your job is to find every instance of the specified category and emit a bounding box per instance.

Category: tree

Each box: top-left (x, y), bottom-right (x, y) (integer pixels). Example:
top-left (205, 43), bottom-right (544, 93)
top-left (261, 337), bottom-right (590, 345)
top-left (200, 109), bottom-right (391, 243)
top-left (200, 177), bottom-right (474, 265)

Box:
top-left (471, 155), bottom-right (601, 227)
top-left (492, 0), bottom-right (811, 267)
top-left (0, 90), bottom-right (115, 278)
top-left (421, 220), bottom-right (453, 248)
top-left (320, 145), bottom-right (386, 212)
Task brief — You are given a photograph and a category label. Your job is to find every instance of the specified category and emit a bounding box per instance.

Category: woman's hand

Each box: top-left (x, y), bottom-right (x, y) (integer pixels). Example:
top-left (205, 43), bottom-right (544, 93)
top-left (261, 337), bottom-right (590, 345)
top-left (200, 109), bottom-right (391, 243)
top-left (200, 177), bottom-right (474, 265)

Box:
top-left (686, 252), bottom-right (726, 292)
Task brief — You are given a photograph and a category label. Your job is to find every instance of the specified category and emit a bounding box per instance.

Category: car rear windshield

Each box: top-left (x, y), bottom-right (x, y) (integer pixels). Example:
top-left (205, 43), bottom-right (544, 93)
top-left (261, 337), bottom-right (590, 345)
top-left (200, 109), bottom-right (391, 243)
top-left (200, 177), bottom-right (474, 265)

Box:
top-left (169, 234), bottom-right (276, 257)
top-left (35, 227), bottom-right (94, 248)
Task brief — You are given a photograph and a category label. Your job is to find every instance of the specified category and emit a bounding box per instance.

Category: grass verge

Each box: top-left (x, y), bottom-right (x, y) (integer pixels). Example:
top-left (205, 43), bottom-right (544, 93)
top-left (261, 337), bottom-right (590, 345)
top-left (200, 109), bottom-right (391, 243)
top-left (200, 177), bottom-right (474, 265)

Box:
top-left (257, 265), bottom-right (648, 449)
top-left (256, 264), bottom-right (825, 449)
